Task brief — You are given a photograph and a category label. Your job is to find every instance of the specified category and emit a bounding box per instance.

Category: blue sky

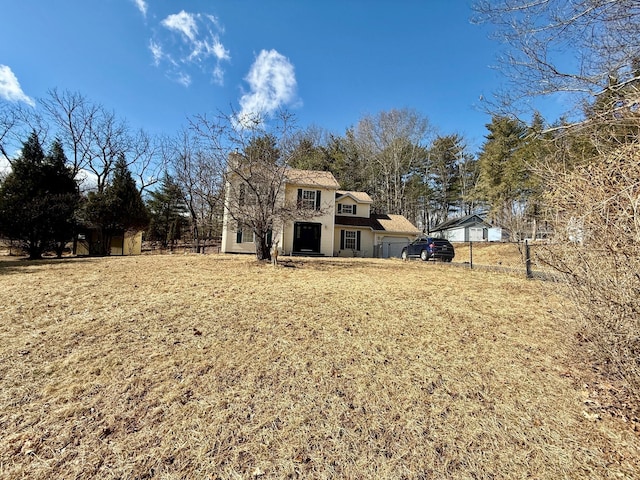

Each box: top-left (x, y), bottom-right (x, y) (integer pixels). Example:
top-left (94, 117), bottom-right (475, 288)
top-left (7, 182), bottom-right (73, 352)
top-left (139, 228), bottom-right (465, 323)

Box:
top-left (1, 1), bottom-right (561, 158)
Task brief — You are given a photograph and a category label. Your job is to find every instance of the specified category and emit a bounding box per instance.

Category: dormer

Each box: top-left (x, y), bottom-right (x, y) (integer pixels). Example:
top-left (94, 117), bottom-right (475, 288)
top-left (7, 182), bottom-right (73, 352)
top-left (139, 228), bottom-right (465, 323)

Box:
top-left (335, 190), bottom-right (373, 218)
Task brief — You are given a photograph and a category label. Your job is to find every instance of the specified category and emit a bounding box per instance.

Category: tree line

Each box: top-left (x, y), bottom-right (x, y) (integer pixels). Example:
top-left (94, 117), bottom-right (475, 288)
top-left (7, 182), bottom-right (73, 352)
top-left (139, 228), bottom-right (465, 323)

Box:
top-left (0, 89), bottom-right (554, 260)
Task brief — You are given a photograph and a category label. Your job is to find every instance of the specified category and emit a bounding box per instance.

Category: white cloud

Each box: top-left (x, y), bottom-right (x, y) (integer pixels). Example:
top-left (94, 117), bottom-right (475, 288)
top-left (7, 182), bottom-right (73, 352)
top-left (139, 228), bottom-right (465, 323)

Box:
top-left (149, 39), bottom-right (164, 66)
top-left (154, 11), bottom-right (230, 87)
top-left (211, 39), bottom-right (230, 62)
top-left (0, 154), bottom-right (11, 179)
top-left (176, 72), bottom-right (191, 88)
top-left (133, 0), bottom-right (147, 17)
top-left (0, 65), bottom-right (35, 107)
top-left (162, 11), bottom-right (198, 43)
top-left (213, 65), bottom-right (225, 86)
top-left (237, 50), bottom-right (298, 124)
top-left (76, 168), bottom-right (99, 194)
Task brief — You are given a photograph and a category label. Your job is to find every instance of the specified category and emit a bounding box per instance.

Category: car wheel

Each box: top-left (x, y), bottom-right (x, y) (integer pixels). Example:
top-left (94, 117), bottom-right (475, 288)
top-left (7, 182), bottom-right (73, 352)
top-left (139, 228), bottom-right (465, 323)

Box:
top-left (401, 250), bottom-right (408, 261)
top-left (420, 250), bottom-right (429, 261)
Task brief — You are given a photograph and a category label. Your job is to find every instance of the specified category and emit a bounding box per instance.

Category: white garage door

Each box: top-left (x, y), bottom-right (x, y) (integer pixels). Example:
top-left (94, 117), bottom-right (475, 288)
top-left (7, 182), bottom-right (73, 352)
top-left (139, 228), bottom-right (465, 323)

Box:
top-left (380, 237), bottom-right (410, 258)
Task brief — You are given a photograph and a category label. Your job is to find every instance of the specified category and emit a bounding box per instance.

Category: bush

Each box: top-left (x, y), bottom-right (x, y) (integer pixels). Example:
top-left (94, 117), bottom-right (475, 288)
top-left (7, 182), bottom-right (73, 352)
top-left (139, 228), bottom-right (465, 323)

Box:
top-left (541, 142), bottom-right (640, 403)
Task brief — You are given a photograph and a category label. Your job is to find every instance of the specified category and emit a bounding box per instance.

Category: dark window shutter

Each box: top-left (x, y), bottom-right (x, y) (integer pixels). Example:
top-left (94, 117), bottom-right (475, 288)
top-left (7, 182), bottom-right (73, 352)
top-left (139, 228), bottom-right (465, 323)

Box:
top-left (337, 203), bottom-right (342, 214)
top-left (340, 230), bottom-right (345, 250)
top-left (353, 205), bottom-right (357, 215)
top-left (356, 231), bottom-right (361, 251)
top-left (266, 229), bottom-right (272, 247)
top-left (297, 189), bottom-right (302, 207)
top-left (315, 190), bottom-right (321, 210)
top-left (236, 226), bottom-right (242, 244)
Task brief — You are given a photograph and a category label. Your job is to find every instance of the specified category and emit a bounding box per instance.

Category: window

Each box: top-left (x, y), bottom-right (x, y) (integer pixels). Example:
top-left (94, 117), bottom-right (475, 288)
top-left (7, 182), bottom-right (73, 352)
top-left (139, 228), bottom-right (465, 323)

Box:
top-left (340, 229), bottom-right (361, 251)
top-left (235, 222), bottom-right (254, 243)
top-left (297, 189), bottom-right (321, 210)
top-left (238, 183), bottom-right (256, 206)
top-left (338, 203), bottom-right (356, 215)
top-left (302, 190), bottom-right (316, 209)
top-left (344, 230), bottom-right (357, 249)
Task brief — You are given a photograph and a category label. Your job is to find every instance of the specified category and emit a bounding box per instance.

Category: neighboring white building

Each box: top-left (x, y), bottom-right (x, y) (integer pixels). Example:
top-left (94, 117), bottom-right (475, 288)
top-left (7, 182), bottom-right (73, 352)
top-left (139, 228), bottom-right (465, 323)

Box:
top-left (429, 214), bottom-right (498, 242)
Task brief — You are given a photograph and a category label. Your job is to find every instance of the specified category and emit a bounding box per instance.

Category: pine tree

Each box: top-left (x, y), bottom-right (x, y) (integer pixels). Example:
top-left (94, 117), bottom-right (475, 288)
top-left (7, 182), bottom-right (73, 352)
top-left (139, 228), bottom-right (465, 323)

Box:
top-left (146, 173), bottom-right (187, 249)
top-left (427, 134), bottom-right (464, 226)
top-left (476, 115), bottom-right (547, 240)
top-left (0, 132), bottom-right (79, 259)
top-left (81, 155), bottom-right (149, 255)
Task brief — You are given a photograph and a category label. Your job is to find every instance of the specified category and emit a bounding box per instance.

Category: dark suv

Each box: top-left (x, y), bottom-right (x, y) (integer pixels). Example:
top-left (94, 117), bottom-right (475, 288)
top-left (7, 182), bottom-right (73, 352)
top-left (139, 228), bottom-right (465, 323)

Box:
top-left (401, 237), bottom-right (455, 262)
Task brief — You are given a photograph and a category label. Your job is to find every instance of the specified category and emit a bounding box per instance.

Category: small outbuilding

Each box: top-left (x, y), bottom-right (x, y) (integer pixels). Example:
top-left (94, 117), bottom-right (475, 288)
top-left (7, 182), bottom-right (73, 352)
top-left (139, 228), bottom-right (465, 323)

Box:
top-left (76, 229), bottom-right (143, 256)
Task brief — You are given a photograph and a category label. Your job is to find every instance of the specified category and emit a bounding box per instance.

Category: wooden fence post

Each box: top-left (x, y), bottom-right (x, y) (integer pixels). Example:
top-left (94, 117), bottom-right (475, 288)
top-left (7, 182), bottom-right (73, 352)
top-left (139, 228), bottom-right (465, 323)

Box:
top-left (469, 241), bottom-right (473, 270)
top-left (525, 239), bottom-right (532, 279)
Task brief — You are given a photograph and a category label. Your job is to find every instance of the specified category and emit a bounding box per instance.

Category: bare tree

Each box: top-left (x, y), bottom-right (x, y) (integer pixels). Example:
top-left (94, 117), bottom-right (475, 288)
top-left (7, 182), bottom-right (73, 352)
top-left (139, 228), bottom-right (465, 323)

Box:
top-left (127, 128), bottom-right (164, 195)
top-left (39, 89), bottom-right (99, 178)
top-left (473, 0), bottom-right (640, 118)
top-left (164, 129), bottom-right (223, 253)
top-left (192, 109), bottom-right (325, 261)
top-left (0, 101), bottom-right (20, 161)
top-left (354, 108), bottom-right (432, 216)
top-left (84, 107), bottom-right (130, 193)
top-left (38, 89), bottom-right (164, 194)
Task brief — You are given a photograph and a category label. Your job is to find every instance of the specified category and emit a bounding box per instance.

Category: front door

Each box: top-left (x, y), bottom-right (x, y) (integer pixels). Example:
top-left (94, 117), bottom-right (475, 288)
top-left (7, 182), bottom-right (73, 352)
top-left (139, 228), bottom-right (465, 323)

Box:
top-left (293, 222), bottom-right (321, 254)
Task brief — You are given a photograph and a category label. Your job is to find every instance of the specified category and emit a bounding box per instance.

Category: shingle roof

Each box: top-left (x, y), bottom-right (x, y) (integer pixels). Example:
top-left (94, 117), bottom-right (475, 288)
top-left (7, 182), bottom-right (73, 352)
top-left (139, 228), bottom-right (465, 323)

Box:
top-left (430, 214), bottom-right (491, 232)
top-left (335, 214), bottom-right (420, 234)
top-left (285, 169), bottom-right (340, 189)
top-left (374, 214), bottom-right (421, 234)
top-left (336, 190), bottom-right (374, 203)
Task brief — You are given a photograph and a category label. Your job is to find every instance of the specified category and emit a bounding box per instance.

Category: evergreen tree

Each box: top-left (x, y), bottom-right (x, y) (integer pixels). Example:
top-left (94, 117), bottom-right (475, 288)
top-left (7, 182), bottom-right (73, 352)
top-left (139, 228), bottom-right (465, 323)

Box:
top-left (427, 134), bottom-right (464, 226)
top-left (476, 116), bottom-right (527, 234)
top-left (0, 132), bottom-right (79, 259)
top-left (146, 173), bottom-right (188, 249)
top-left (81, 154), bottom-right (149, 255)
top-left (323, 130), bottom-right (367, 193)
top-left (476, 115), bottom-right (547, 239)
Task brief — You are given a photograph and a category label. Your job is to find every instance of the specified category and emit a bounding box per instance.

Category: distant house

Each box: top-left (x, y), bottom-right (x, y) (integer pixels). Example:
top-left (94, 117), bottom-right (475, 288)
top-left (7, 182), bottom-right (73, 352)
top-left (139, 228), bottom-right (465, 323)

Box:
top-left (220, 169), bottom-right (420, 258)
top-left (430, 214), bottom-right (501, 242)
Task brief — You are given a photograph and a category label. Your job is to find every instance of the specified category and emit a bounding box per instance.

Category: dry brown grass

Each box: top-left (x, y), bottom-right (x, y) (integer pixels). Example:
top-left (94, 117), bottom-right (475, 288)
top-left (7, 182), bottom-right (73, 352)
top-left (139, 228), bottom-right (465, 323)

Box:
top-left (1, 254), bottom-right (638, 479)
top-left (452, 242), bottom-right (524, 266)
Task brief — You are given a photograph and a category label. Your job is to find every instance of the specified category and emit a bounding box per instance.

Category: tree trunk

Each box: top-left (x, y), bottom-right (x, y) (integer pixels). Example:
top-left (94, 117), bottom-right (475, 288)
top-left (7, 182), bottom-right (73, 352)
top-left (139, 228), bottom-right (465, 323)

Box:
top-left (254, 233), bottom-right (271, 261)
top-left (28, 245), bottom-right (43, 260)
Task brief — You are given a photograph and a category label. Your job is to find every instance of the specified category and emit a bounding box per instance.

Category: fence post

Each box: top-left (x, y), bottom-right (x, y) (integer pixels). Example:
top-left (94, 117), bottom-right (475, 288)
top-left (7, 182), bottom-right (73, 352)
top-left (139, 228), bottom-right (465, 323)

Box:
top-left (469, 241), bottom-right (473, 270)
top-left (525, 239), bottom-right (532, 279)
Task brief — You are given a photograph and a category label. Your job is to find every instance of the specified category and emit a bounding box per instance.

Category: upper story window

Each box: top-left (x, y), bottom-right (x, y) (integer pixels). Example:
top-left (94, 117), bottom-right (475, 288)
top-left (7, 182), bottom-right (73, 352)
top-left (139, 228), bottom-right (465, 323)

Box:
top-left (238, 183), bottom-right (256, 206)
top-left (337, 203), bottom-right (357, 215)
top-left (297, 189), bottom-right (321, 210)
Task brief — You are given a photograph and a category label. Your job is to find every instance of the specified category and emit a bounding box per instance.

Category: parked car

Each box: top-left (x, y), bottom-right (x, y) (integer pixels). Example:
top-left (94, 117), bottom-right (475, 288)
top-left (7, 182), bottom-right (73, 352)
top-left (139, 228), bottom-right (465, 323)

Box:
top-left (401, 237), bottom-right (455, 262)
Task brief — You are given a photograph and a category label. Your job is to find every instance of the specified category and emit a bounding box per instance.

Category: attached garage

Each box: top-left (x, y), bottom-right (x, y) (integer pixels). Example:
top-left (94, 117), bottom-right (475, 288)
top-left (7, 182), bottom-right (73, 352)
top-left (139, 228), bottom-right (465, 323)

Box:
top-left (377, 236), bottom-right (410, 258)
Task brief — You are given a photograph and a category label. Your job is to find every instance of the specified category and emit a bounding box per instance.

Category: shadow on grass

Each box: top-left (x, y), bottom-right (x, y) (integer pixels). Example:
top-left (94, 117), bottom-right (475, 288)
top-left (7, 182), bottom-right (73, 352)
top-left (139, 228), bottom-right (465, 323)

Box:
top-left (0, 256), bottom-right (99, 276)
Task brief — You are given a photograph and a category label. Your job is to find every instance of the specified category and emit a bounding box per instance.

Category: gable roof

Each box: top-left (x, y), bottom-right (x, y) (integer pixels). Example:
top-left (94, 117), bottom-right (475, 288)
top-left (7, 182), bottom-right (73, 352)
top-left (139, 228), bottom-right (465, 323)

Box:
top-left (336, 190), bottom-right (374, 204)
top-left (335, 214), bottom-right (420, 234)
top-left (374, 214), bottom-right (421, 234)
top-left (285, 169), bottom-right (340, 189)
top-left (430, 214), bottom-right (492, 232)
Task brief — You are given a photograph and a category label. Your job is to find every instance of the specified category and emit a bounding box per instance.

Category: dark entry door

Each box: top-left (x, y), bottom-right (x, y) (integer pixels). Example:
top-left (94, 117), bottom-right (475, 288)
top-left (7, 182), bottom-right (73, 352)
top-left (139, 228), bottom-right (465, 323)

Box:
top-left (293, 222), bottom-right (321, 253)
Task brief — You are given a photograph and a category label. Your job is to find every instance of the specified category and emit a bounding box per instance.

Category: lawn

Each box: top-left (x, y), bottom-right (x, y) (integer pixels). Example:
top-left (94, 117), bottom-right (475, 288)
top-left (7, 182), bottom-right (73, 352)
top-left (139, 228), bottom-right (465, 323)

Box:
top-left (0, 254), bottom-right (638, 479)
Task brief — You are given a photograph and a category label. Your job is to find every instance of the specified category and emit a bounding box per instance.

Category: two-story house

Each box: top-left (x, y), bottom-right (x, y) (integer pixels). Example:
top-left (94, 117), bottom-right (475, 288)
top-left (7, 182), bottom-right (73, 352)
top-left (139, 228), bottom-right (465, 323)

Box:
top-left (220, 168), bottom-right (420, 258)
